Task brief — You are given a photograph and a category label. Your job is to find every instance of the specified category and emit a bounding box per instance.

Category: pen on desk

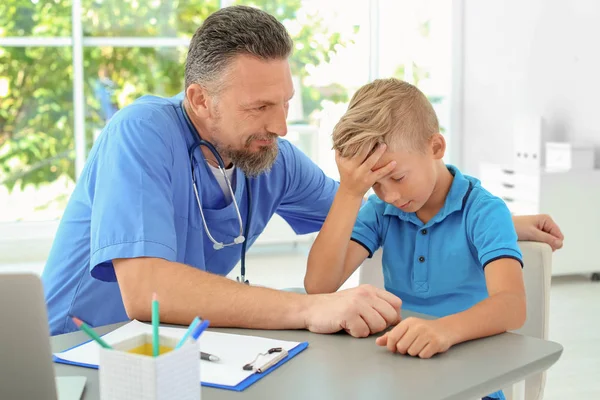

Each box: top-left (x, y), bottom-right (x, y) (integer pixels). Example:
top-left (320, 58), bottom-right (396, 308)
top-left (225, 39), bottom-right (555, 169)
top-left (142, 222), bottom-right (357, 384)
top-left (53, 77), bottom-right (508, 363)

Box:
top-left (175, 316), bottom-right (200, 349)
top-left (152, 293), bottom-right (160, 357)
top-left (71, 316), bottom-right (112, 350)
top-left (201, 351), bottom-right (220, 362)
top-left (190, 319), bottom-right (220, 361)
top-left (191, 319), bottom-right (210, 341)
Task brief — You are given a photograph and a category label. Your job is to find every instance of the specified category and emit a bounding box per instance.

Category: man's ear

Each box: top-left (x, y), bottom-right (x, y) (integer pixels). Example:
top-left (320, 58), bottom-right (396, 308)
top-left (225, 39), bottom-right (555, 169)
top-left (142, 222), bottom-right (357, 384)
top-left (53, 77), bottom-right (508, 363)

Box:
top-left (185, 84), bottom-right (214, 119)
top-left (430, 133), bottom-right (446, 160)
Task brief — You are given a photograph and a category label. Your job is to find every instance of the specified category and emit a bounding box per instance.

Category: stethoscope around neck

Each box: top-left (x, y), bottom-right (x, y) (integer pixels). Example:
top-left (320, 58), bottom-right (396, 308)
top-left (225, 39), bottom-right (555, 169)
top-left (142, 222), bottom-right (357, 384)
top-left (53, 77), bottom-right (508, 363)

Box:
top-left (182, 103), bottom-right (252, 284)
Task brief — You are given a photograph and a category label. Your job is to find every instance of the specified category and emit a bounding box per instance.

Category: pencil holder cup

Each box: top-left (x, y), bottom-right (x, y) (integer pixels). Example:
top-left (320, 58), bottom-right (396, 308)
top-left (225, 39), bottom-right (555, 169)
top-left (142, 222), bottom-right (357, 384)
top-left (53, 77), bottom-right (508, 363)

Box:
top-left (99, 333), bottom-right (201, 400)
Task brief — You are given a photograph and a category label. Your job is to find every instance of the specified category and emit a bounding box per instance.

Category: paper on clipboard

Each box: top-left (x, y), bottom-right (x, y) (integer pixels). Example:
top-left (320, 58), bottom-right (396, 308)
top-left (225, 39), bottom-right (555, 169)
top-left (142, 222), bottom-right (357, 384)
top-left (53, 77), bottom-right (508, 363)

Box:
top-left (53, 320), bottom-right (308, 391)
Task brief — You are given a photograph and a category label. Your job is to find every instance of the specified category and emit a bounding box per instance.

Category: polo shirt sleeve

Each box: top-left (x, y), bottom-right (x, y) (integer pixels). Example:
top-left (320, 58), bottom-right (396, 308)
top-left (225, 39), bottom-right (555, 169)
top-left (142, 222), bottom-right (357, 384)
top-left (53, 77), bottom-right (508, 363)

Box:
top-left (86, 113), bottom-right (178, 282)
top-left (351, 194), bottom-right (384, 258)
top-left (276, 140), bottom-right (339, 234)
top-left (467, 194), bottom-right (523, 268)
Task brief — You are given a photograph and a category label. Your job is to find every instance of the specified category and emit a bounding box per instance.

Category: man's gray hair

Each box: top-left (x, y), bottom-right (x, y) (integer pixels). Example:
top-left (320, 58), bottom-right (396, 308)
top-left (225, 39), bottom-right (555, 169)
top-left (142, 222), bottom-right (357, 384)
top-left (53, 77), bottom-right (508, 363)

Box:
top-left (184, 5), bottom-right (293, 92)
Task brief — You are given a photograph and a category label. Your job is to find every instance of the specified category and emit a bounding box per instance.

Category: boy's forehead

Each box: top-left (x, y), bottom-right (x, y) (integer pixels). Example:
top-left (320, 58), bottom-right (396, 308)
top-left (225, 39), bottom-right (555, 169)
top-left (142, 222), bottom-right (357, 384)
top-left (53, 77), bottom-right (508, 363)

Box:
top-left (371, 150), bottom-right (410, 171)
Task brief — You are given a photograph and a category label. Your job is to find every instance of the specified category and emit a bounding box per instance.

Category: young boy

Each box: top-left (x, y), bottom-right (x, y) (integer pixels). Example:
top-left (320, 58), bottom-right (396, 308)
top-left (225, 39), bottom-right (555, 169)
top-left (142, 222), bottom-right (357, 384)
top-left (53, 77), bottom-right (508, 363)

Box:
top-left (305, 78), bottom-right (525, 400)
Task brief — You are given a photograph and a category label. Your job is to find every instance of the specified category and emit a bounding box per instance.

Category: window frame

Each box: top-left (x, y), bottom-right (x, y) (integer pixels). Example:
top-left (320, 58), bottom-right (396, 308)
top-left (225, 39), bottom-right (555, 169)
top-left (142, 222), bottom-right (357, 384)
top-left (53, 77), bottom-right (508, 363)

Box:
top-left (0, 0), bottom-right (462, 262)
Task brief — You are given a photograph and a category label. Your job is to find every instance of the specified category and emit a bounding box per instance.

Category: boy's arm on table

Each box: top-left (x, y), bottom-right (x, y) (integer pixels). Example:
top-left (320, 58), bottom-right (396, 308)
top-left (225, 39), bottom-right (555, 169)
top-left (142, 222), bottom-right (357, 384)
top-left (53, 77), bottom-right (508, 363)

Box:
top-left (438, 258), bottom-right (526, 342)
top-left (376, 258), bottom-right (525, 358)
top-left (377, 195), bottom-right (526, 358)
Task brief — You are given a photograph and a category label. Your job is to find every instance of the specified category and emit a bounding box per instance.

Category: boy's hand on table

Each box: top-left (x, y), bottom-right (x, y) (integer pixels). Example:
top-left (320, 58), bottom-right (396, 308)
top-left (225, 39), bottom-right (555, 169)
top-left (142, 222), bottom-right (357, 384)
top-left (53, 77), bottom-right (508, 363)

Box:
top-left (376, 317), bottom-right (454, 359)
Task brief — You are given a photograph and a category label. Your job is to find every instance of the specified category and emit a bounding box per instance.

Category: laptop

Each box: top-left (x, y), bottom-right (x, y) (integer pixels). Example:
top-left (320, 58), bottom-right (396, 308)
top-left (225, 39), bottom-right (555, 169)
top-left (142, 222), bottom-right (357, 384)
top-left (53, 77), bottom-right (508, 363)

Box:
top-left (0, 273), bottom-right (86, 400)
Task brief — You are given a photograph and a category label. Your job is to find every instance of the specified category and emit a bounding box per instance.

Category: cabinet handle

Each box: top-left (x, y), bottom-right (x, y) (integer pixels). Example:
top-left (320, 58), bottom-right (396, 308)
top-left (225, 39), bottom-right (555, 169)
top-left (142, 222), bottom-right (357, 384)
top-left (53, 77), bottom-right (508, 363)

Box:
top-left (502, 196), bottom-right (514, 203)
top-left (502, 169), bottom-right (515, 175)
top-left (502, 183), bottom-right (515, 189)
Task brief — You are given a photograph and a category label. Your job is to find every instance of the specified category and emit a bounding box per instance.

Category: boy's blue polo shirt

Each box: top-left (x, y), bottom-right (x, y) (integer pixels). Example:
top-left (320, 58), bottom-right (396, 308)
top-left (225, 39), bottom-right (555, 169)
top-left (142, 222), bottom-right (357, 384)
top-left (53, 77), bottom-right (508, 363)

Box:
top-left (351, 165), bottom-right (523, 318)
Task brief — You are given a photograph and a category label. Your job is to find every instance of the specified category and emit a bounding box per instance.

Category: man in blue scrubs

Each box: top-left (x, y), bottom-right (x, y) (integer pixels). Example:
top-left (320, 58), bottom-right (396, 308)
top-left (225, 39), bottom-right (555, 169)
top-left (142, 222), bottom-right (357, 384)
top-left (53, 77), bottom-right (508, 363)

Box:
top-left (42, 6), bottom-right (564, 335)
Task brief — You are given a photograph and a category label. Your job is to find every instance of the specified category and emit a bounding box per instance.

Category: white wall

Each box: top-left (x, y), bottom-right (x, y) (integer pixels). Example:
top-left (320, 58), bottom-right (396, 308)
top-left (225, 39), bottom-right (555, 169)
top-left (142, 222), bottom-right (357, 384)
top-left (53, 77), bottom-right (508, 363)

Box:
top-left (461, 0), bottom-right (600, 175)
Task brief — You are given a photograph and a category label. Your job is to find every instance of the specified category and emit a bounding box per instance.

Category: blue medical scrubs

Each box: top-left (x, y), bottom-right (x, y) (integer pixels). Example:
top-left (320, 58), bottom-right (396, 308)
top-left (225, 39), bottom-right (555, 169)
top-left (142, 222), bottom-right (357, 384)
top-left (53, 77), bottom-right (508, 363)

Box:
top-left (42, 93), bottom-right (338, 335)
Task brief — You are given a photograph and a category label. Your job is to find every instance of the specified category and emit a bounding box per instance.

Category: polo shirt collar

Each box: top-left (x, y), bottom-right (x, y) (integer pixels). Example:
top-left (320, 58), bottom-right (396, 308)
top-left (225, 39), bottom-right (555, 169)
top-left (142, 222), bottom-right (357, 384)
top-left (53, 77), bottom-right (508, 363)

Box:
top-left (382, 165), bottom-right (472, 226)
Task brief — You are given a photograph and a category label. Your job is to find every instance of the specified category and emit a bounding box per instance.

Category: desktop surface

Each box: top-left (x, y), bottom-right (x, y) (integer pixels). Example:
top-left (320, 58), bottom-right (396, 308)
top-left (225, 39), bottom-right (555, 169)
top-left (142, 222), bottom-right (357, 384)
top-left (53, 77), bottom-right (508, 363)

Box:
top-left (52, 312), bottom-right (563, 400)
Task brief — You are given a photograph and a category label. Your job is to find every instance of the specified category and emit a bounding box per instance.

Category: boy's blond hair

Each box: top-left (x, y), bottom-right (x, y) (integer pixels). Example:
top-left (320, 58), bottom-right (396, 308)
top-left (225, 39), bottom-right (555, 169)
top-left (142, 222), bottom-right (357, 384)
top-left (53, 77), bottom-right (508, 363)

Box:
top-left (332, 78), bottom-right (439, 158)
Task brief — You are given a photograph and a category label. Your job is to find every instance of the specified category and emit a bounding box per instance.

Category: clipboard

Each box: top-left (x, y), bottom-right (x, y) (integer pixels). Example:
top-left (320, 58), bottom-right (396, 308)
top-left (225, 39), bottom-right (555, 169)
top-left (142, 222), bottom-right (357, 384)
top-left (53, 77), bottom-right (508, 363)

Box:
top-left (53, 320), bottom-right (309, 392)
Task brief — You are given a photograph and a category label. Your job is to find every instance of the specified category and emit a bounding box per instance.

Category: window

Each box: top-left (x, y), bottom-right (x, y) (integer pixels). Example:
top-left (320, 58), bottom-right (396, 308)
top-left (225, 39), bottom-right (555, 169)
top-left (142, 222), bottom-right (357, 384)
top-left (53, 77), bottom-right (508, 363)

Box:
top-left (0, 0), bottom-right (455, 260)
top-left (0, 46), bottom-right (74, 222)
top-left (378, 0), bottom-right (453, 159)
top-left (81, 0), bottom-right (219, 38)
top-left (84, 46), bottom-right (189, 141)
top-left (0, 1), bottom-right (71, 37)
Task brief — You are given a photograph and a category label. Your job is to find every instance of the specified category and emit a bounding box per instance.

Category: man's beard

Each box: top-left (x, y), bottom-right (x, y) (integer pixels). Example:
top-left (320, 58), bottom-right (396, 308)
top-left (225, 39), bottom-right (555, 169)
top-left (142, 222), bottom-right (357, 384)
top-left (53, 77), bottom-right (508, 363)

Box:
top-left (214, 132), bottom-right (280, 177)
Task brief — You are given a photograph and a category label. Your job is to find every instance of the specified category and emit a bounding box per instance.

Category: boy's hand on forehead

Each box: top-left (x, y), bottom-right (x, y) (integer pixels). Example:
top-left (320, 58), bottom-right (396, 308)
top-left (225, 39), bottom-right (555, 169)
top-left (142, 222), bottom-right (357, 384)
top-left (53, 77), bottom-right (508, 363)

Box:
top-left (336, 143), bottom-right (396, 199)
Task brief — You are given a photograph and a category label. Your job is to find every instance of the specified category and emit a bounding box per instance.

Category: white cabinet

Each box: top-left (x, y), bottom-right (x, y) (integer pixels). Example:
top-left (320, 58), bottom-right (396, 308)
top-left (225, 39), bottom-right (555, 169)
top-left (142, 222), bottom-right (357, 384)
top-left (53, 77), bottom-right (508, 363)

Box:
top-left (480, 163), bottom-right (600, 277)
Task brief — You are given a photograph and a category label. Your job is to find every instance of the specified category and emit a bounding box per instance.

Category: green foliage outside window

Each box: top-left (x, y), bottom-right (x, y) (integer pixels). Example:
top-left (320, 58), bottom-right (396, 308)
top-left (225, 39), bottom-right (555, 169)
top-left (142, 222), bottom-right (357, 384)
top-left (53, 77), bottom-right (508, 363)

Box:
top-left (0, 0), bottom-right (353, 191)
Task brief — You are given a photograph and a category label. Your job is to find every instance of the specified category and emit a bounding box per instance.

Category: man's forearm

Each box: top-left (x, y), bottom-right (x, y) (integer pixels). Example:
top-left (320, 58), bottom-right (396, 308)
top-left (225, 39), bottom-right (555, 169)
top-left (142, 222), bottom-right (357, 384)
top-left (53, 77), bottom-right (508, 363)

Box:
top-left (439, 291), bottom-right (526, 346)
top-left (115, 258), bottom-right (312, 329)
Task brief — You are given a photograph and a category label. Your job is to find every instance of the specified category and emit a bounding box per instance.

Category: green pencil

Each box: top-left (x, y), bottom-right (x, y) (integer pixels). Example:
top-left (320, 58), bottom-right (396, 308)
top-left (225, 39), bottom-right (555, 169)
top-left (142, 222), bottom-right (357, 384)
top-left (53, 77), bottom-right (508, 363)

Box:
top-left (71, 316), bottom-right (112, 349)
top-left (152, 292), bottom-right (159, 357)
